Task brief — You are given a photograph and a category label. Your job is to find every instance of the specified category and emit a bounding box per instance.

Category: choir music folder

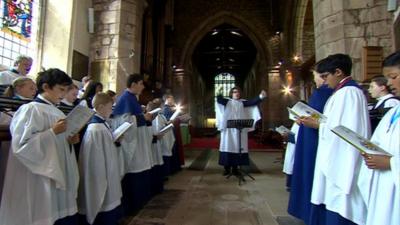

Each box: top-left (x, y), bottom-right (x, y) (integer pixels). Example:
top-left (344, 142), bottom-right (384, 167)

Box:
top-left (275, 125), bottom-right (293, 135)
top-left (112, 122), bottom-right (133, 142)
top-left (287, 101), bottom-right (327, 122)
top-left (331, 125), bottom-right (391, 156)
top-left (157, 123), bottom-right (174, 135)
top-left (65, 105), bottom-right (95, 137)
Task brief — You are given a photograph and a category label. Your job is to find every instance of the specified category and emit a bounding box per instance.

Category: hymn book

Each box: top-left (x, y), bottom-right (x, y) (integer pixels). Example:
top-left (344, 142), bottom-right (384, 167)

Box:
top-left (157, 123), bottom-right (174, 135)
top-left (148, 108), bottom-right (161, 115)
top-left (65, 105), bottom-right (95, 137)
top-left (112, 122), bottom-right (133, 142)
top-left (331, 125), bottom-right (391, 156)
top-left (275, 125), bottom-right (293, 135)
top-left (287, 101), bottom-right (327, 122)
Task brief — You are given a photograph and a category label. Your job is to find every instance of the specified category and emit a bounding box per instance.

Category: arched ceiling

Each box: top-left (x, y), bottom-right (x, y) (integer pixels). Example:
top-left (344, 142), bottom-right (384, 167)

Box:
top-left (192, 24), bottom-right (257, 86)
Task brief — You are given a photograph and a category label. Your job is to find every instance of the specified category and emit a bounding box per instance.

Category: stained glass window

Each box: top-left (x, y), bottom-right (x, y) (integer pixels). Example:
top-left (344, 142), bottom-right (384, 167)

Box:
top-left (214, 72), bottom-right (236, 98)
top-left (0, 0), bottom-right (38, 67)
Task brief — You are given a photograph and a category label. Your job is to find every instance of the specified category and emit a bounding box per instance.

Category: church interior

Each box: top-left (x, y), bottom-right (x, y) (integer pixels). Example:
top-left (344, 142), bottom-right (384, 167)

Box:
top-left (0, 0), bottom-right (399, 225)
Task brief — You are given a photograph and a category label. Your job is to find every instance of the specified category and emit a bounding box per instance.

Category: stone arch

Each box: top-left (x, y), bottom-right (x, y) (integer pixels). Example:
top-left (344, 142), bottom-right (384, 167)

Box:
top-left (293, 0), bottom-right (315, 61)
top-left (178, 11), bottom-right (273, 127)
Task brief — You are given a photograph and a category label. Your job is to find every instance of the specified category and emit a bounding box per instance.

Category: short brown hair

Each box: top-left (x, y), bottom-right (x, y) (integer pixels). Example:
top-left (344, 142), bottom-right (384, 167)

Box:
top-left (229, 86), bottom-right (242, 98)
top-left (92, 92), bottom-right (113, 110)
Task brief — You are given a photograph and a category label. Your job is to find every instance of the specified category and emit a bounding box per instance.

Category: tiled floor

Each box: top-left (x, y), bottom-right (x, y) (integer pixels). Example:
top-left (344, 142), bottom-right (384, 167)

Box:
top-left (124, 149), bottom-right (305, 225)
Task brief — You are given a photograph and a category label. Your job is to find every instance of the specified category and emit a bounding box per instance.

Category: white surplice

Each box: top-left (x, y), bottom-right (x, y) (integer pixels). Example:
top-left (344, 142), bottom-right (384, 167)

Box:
top-left (78, 122), bottom-right (122, 224)
top-left (358, 105), bottom-right (400, 225)
top-left (151, 115), bottom-right (166, 166)
top-left (0, 70), bottom-right (20, 85)
top-left (215, 99), bottom-right (261, 153)
top-left (0, 99), bottom-right (79, 225)
top-left (110, 114), bottom-right (137, 175)
top-left (283, 123), bottom-right (300, 175)
top-left (158, 114), bottom-right (175, 157)
top-left (311, 86), bottom-right (370, 225)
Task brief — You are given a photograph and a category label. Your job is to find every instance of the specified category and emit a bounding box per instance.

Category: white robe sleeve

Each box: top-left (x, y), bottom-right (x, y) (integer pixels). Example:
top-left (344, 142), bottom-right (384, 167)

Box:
top-left (10, 104), bottom-right (67, 189)
top-left (320, 87), bottom-right (370, 194)
top-left (78, 125), bottom-right (109, 224)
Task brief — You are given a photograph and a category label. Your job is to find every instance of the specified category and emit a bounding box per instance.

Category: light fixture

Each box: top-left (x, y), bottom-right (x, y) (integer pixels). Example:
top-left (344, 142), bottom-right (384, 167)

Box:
top-left (282, 85), bottom-right (292, 95)
top-left (228, 46), bottom-right (234, 50)
top-left (230, 31), bottom-right (242, 36)
top-left (293, 55), bottom-right (301, 62)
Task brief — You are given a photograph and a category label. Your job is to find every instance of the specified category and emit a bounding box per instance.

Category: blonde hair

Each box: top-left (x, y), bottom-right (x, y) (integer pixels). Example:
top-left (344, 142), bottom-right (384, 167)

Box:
top-left (92, 92), bottom-right (113, 110)
top-left (3, 77), bottom-right (35, 97)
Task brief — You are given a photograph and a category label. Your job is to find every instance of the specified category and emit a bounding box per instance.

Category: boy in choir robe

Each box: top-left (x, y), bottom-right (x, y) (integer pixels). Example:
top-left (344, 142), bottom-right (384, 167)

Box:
top-left (300, 54), bottom-right (370, 225)
top-left (287, 71), bottom-right (333, 224)
top-left (358, 51), bottom-right (400, 225)
top-left (112, 73), bottom-right (153, 215)
top-left (78, 93), bottom-right (123, 225)
top-left (367, 75), bottom-right (400, 132)
top-left (282, 122), bottom-right (300, 191)
top-left (215, 86), bottom-right (267, 176)
top-left (0, 68), bottom-right (80, 225)
top-left (0, 55), bottom-right (32, 85)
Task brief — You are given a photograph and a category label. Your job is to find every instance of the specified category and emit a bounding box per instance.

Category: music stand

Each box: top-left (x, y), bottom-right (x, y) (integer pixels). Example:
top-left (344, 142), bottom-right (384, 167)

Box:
top-left (226, 119), bottom-right (255, 185)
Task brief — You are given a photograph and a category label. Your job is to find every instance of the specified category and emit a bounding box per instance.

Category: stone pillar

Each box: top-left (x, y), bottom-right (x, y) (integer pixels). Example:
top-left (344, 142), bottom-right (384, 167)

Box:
top-left (313, 0), bottom-right (394, 80)
top-left (90, 0), bottom-right (147, 92)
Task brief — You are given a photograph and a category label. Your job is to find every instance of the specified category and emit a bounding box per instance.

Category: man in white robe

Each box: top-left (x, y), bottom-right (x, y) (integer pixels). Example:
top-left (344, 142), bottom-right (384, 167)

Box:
top-left (300, 54), bottom-right (369, 225)
top-left (0, 55), bottom-right (32, 85)
top-left (0, 69), bottom-right (79, 225)
top-left (358, 51), bottom-right (400, 225)
top-left (78, 93), bottom-right (122, 225)
top-left (215, 86), bottom-right (266, 176)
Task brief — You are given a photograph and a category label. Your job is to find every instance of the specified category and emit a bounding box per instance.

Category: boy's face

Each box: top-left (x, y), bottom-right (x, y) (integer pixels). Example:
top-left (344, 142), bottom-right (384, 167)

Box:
top-left (130, 80), bottom-right (145, 95)
top-left (42, 84), bottom-right (68, 104)
top-left (368, 81), bottom-right (384, 99)
top-left (319, 69), bottom-right (344, 89)
top-left (383, 66), bottom-right (400, 96)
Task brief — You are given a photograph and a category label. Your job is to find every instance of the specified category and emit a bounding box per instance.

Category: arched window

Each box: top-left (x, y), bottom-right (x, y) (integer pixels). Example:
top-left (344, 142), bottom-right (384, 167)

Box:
top-left (214, 72), bottom-right (235, 99)
top-left (0, 0), bottom-right (40, 67)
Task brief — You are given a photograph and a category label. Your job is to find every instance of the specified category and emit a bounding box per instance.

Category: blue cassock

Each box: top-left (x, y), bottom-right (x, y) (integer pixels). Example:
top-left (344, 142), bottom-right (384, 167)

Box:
top-left (113, 90), bottom-right (146, 126)
top-left (287, 85), bottom-right (333, 224)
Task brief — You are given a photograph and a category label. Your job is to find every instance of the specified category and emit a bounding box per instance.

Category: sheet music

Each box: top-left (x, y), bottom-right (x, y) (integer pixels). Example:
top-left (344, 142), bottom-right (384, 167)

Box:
top-left (288, 101), bottom-right (327, 122)
top-left (169, 110), bottom-right (180, 121)
top-left (157, 123), bottom-right (174, 135)
top-left (112, 122), bottom-right (133, 142)
top-left (331, 125), bottom-right (391, 156)
top-left (275, 125), bottom-right (293, 135)
top-left (65, 105), bottom-right (95, 137)
top-left (148, 107), bottom-right (161, 115)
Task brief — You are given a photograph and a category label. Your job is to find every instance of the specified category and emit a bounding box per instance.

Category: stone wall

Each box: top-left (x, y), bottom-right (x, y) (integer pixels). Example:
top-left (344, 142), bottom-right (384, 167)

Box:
top-left (313, 0), bottom-right (394, 80)
top-left (90, 0), bottom-right (146, 92)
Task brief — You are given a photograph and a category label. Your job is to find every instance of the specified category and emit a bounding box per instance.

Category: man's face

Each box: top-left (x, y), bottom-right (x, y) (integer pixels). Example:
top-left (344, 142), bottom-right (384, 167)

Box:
top-left (17, 59), bottom-right (32, 76)
top-left (383, 66), bottom-right (400, 96)
top-left (232, 89), bottom-right (241, 100)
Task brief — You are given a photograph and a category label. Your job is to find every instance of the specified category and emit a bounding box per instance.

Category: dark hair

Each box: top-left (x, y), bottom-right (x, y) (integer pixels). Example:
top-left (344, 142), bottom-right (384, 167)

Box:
top-left (36, 68), bottom-right (72, 93)
top-left (370, 75), bottom-right (389, 89)
top-left (126, 73), bottom-right (144, 88)
top-left (315, 53), bottom-right (352, 76)
top-left (229, 86), bottom-right (242, 98)
top-left (382, 50), bottom-right (400, 68)
top-left (82, 81), bottom-right (103, 100)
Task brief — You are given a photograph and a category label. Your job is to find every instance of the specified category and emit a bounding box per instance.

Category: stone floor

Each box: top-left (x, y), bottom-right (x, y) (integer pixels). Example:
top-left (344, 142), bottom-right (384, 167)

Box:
top-left (123, 149), bottom-right (305, 225)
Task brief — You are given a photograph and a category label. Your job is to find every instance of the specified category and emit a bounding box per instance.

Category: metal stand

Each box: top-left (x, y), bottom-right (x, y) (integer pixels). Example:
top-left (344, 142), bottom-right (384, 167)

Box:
top-left (225, 119), bottom-right (255, 185)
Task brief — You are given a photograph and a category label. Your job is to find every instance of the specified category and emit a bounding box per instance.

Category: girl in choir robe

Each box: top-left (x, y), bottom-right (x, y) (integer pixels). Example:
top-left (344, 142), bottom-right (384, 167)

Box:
top-left (2, 76), bottom-right (37, 100)
top-left (60, 84), bottom-right (79, 107)
top-left (358, 51), bottom-right (400, 225)
top-left (78, 93), bottom-right (123, 225)
top-left (282, 122), bottom-right (300, 190)
top-left (300, 54), bottom-right (369, 225)
top-left (79, 81), bottom-right (103, 109)
top-left (111, 73), bottom-right (153, 215)
top-left (215, 86), bottom-right (267, 176)
top-left (287, 71), bottom-right (333, 224)
top-left (0, 68), bottom-right (80, 225)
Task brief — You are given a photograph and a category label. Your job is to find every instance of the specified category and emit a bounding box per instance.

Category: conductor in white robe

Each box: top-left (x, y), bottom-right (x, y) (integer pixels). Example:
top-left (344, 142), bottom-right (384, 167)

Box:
top-left (78, 93), bottom-right (123, 225)
top-left (0, 69), bottom-right (80, 225)
top-left (358, 51), bottom-right (400, 225)
top-left (216, 86), bottom-right (266, 176)
top-left (300, 54), bottom-right (370, 225)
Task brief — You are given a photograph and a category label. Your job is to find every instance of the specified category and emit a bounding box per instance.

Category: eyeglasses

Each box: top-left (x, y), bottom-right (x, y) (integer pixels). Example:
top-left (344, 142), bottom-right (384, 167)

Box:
top-left (319, 72), bottom-right (330, 79)
top-left (232, 90), bottom-right (239, 93)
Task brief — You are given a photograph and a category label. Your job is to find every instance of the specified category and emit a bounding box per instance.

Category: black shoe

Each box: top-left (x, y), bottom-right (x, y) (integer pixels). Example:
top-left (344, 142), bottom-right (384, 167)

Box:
top-left (223, 169), bottom-right (230, 176)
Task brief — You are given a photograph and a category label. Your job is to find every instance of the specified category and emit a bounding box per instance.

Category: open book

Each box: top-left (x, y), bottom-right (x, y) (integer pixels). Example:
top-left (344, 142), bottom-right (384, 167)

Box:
top-left (157, 123), bottom-right (174, 135)
top-left (287, 101), bottom-right (327, 122)
top-left (331, 125), bottom-right (391, 156)
top-left (112, 122), bottom-right (133, 142)
top-left (148, 107), bottom-right (161, 115)
top-left (65, 105), bottom-right (95, 137)
top-left (275, 125), bottom-right (293, 135)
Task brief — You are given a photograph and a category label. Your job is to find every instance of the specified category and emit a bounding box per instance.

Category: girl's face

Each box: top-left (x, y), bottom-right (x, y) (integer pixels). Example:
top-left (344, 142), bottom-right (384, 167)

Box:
top-left (16, 80), bottom-right (37, 99)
